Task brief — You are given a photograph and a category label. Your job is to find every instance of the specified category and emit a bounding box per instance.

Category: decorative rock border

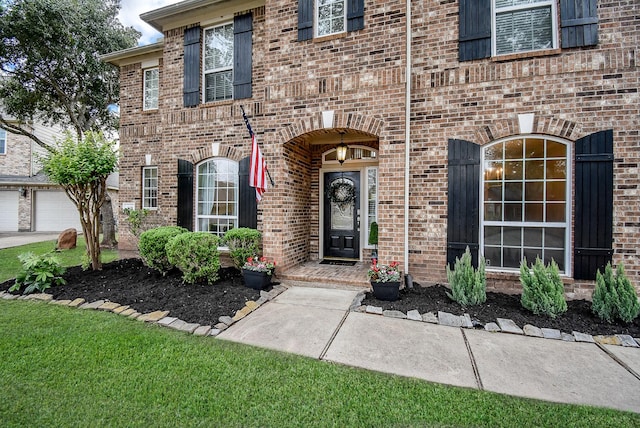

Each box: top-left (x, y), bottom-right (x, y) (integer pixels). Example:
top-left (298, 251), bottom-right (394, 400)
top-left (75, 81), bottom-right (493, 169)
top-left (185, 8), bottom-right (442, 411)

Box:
top-left (0, 285), bottom-right (289, 337)
top-left (352, 300), bottom-right (640, 348)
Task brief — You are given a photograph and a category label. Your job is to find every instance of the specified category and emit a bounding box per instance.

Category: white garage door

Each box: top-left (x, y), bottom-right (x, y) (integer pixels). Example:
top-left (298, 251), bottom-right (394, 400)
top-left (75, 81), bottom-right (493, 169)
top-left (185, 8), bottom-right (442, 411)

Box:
top-left (0, 191), bottom-right (19, 231)
top-left (35, 191), bottom-right (82, 232)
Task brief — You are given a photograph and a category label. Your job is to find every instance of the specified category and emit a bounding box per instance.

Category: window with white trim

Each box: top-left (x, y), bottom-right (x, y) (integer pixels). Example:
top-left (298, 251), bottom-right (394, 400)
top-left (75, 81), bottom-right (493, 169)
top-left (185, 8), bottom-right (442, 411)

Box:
top-left (0, 129), bottom-right (6, 154)
top-left (493, 0), bottom-right (557, 56)
top-left (366, 167), bottom-right (378, 246)
top-left (316, 0), bottom-right (346, 37)
top-left (196, 158), bottom-right (238, 237)
top-left (203, 23), bottom-right (233, 103)
top-left (143, 68), bottom-right (159, 111)
top-left (481, 137), bottom-right (569, 272)
top-left (142, 166), bottom-right (158, 209)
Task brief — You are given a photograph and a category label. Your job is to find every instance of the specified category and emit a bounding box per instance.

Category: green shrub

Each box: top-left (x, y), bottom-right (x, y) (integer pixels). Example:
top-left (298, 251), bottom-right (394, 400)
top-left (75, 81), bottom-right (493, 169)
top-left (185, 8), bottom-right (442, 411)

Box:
top-left (223, 228), bottom-right (261, 270)
top-left (446, 246), bottom-right (486, 307)
top-left (10, 252), bottom-right (66, 295)
top-left (519, 257), bottom-right (567, 318)
top-left (123, 208), bottom-right (151, 237)
top-left (368, 222), bottom-right (378, 246)
top-left (138, 226), bottom-right (187, 275)
top-left (592, 262), bottom-right (640, 324)
top-left (166, 232), bottom-right (221, 284)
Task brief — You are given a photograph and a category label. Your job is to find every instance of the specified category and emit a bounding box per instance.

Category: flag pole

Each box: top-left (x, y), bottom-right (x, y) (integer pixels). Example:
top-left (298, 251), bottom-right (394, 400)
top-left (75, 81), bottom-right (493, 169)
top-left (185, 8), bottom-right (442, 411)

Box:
top-left (240, 105), bottom-right (275, 187)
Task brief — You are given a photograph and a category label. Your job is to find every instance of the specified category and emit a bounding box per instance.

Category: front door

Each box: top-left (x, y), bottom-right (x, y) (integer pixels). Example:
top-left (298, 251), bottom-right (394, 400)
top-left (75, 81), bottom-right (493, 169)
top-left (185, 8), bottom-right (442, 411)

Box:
top-left (324, 171), bottom-right (360, 259)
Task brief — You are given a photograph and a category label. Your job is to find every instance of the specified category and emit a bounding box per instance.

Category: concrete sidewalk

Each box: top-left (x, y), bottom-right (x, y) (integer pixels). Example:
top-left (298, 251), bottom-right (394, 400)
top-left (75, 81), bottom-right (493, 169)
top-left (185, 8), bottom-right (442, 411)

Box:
top-left (219, 285), bottom-right (640, 414)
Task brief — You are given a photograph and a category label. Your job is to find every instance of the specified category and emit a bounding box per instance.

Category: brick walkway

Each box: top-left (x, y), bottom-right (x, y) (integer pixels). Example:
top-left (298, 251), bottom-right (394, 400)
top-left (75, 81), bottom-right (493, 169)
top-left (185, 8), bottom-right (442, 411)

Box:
top-left (277, 260), bottom-right (370, 288)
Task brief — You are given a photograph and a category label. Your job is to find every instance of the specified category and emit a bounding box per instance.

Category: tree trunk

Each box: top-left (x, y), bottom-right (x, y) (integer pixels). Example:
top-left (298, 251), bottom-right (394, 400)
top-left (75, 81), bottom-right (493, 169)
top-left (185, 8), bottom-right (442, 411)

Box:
top-left (100, 192), bottom-right (118, 248)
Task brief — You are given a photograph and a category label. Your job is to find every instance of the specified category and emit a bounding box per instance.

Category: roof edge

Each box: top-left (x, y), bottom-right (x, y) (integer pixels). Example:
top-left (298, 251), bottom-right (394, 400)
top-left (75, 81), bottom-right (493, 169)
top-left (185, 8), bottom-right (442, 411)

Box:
top-left (101, 41), bottom-right (165, 66)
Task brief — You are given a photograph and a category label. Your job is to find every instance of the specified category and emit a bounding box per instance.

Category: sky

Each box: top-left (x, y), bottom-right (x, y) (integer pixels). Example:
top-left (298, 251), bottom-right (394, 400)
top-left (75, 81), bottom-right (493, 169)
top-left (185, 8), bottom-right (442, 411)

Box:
top-left (118, 0), bottom-right (184, 45)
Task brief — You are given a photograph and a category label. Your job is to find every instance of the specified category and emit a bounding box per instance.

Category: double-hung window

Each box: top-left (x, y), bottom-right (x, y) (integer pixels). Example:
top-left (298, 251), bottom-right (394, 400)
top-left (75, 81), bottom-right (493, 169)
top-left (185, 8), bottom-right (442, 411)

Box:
top-left (481, 137), bottom-right (569, 273)
top-left (142, 166), bottom-right (158, 209)
top-left (143, 68), bottom-right (159, 111)
top-left (493, 0), bottom-right (557, 55)
top-left (316, 0), bottom-right (346, 37)
top-left (196, 158), bottom-right (238, 237)
top-left (0, 129), bottom-right (6, 154)
top-left (203, 23), bottom-right (233, 103)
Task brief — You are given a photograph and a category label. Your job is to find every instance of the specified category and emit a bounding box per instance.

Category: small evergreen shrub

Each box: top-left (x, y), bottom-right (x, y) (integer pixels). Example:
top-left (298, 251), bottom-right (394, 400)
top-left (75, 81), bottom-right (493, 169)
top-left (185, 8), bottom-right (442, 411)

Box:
top-left (138, 226), bottom-right (187, 275)
top-left (446, 247), bottom-right (486, 307)
top-left (223, 228), bottom-right (261, 270)
top-left (166, 232), bottom-right (221, 284)
top-left (368, 222), bottom-right (378, 246)
top-left (10, 252), bottom-right (66, 295)
top-left (592, 262), bottom-right (640, 324)
top-left (519, 257), bottom-right (567, 318)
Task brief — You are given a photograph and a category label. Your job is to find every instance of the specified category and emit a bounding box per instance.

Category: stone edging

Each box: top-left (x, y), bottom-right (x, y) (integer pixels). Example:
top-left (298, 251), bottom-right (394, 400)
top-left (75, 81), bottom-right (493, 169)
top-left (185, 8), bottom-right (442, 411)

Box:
top-left (0, 285), bottom-right (289, 337)
top-left (349, 292), bottom-right (640, 348)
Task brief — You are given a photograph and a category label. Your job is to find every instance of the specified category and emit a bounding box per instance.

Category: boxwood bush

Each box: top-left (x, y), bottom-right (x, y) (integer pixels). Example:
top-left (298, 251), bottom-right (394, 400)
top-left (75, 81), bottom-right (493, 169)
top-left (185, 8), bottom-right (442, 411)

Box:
top-left (519, 257), bottom-right (567, 318)
top-left (138, 226), bottom-right (187, 275)
top-left (166, 232), bottom-right (221, 284)
top-left (592, 262), bottom-right (640, 324)
top-left (223, 227), bottom-right (262, 270)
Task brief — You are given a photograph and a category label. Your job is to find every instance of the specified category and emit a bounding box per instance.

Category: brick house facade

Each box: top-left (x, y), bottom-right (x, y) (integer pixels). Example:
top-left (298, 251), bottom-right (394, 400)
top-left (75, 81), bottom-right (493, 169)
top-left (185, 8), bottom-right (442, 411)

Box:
top-left (105, 0), bottom-right (639, 295)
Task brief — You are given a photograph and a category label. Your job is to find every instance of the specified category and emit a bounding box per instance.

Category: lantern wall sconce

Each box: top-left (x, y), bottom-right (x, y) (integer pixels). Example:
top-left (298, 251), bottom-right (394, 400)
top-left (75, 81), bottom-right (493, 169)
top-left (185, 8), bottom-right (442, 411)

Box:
top-left (18, 187), bottom-right (27, 197)
top-left (336, 132), bottom-right (348, 164)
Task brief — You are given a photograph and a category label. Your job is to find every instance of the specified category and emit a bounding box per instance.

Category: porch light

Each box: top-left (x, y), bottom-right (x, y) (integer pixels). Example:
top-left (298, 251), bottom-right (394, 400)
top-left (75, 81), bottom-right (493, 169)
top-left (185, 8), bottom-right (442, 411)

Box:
top-left (336, 132), bottom-right (348, 164)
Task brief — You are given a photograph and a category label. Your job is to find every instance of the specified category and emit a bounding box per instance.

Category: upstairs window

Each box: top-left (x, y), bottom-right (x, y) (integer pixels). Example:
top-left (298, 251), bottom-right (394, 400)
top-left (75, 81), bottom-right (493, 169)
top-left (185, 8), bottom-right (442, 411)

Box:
top-left (316, 0), bottom-right (345, 37)
top-left (494, 0), bottom-right (556, 55)
top-left (0, 129), bottom-right (6, 154)
top-left (143, 68), bottom-right (159, 111)
top-left (142, 166), bottom-right (158, 209)
top-left (203, 23), bottom-right (233, 103)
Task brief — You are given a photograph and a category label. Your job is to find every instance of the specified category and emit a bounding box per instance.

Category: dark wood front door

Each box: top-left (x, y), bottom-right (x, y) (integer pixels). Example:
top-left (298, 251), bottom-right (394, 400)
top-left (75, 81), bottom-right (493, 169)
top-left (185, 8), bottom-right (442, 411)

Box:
top-left (324, 171), bottom-right (360, 259)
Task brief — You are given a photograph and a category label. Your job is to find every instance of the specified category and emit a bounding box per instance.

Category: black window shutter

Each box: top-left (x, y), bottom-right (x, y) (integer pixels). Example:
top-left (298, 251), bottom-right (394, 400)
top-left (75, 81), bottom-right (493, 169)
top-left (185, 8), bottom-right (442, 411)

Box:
top-left (447, 139), bottom-right (480, 268)
top-left (298, 0), bottom-right (313, 41)
top-left (238, 156), bottom-right (257, 229)
top-left (574, 130), bottom-right (613, 280)
top-left (177, 159), bottom-right (194, 231)
top-left (560, 0), bottom-right (598, 48)
top-left (347, 0), bottom-right (364, 32)
top-left (183, 27), bottom-right (201, 107)
top-left (233, 13), bottom-right (253, 100)
top-left (458, 0), bottom-right (491, 62)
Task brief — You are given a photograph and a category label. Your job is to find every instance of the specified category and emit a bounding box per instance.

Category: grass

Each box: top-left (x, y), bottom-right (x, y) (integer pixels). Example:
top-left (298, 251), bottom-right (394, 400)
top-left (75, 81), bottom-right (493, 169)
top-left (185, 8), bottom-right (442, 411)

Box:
top-left (1, 301), bottom-right (638, 427)
top-left (0, 236), bottom-right (118, 282)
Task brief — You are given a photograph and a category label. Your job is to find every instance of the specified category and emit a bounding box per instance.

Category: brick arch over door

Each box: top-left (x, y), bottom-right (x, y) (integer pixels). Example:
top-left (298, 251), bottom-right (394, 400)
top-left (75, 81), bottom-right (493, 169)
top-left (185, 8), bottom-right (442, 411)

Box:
top-left (187, 145), bottom-right (244, 165)
top-left (277, 112), bottom-right (384, 143)
top-left (473, 116), bottom-right (583, 145)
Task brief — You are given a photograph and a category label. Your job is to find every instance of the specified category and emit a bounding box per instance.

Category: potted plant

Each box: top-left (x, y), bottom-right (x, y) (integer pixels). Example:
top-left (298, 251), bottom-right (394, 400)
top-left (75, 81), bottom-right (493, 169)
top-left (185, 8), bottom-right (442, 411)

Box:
top-left (242, 256), bottom-right (276, 290)
top-left (367, 259), bottom-right (401, 301)
top-left (368, 221), bottom-right (378, 262)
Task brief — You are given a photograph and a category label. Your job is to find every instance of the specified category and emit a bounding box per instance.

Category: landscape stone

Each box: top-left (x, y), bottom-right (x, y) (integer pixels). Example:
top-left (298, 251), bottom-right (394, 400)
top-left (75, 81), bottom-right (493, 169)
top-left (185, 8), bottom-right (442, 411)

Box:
top-left (462, 314), bottom-right (474, 328)
top-left (56, 228), bottom-right (77, 250)
top-left (98, 302), bottom-right (121, 311)
top-left (406, 309), bottom-right (422, 321)
top-left (259, 290), bottom-right (270, 299)
top-left (80, 300), bottom-right (105, 310)
top-left (541, 328), bottom-right (562, 340)
top-left (496, 318), bottom-right (524, 335)
top-left (179, 322), bottom-right (200, 334)
top-left (27, 293), bottom-right (53, 302)
top-left (194, 326), bottom-right (212, 336)
top-left (438, 311), bottom-right (472, 328)
top-left (119, 308), bottom-right (136, 317)
top-left (168, 319), bottom-right (187, 330)
top-left (128, 312), bottom-right (141, 319)
top-left (112, 305), bottom-right (130, 314)
top-left (383, 310), bottom-right (407, 319)
top-left (2, 293), bottom-right (18, 300)
top-left (561, 333), bottom-right (575, 342)
top-left (484, 322), bottom-right (501, 332)
top-left (354, 305), bottom-right (366, 312)
top-left (616, 335), bottom-right (639, 348)
top-left (158, 317), bottom-right (178, 327)
top-left (523, 324), bottom-right (543, 337)
top-left (218, 316), bottom-right (234, 326)
top-left (214, 323), bottom-right (228, 331)
top-left (422, 312), bottom-right (438, 323)
top-left (245, 301), bottom-right (259, 311)
top-left (68, 298), bottom-right (85, 307)
top-left (209, 328), bottom-right (222, 337)
top-left (594, 335), bottom-right (621, 346)
top-left (366, 305), bottom-right (383, 315)
top-left (232, 311), bottom-right (247, 322)
top-left (255, 296), bottom-right (268, 305)
top-left (51, 299), bottom-right (72, 306)
top-left (139, 310), bottom-right (169, 322)
top-left (572, 331), bottom-right (595, 343)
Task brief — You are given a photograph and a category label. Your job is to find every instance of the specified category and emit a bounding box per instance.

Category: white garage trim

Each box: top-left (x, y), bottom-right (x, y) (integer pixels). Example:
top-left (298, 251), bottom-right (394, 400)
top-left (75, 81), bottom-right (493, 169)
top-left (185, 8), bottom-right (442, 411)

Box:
top-left (0, 191), bottom-right (19, 232)
top-left (35, 190), bottom-right (82, 232)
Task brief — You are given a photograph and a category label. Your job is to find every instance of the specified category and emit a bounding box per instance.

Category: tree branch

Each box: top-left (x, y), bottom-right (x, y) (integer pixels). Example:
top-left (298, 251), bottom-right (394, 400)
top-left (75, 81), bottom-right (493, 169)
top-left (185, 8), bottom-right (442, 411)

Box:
top-left (0, 116), bottom-right (55, 153)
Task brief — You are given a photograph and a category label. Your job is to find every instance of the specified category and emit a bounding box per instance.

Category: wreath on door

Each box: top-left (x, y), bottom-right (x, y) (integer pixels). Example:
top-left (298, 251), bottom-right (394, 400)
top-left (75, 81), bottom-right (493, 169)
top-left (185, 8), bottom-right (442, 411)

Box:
top-left (327, 180), bottom-right (356, 206)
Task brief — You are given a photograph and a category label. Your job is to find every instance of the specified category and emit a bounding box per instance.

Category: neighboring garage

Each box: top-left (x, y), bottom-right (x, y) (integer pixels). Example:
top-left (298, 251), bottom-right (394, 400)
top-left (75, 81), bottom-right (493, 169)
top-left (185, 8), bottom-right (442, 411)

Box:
top-left (34, 190), bottom-right (82, 231)
top-left (0, 190), bottom-right (19, 231)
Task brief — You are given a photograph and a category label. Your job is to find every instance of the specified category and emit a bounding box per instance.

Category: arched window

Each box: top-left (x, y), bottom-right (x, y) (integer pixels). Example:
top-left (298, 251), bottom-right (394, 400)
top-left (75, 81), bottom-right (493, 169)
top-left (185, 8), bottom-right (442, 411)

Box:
top-left (196, 158), bottom-right (238, 237)
top-left (481, 136), bottom-right (570, 273)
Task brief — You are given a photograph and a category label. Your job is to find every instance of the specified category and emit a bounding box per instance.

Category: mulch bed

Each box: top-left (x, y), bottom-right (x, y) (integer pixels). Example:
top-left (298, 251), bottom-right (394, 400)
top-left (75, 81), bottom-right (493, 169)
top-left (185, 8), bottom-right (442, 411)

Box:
top-left (2, 258), bottom-right (639, 337)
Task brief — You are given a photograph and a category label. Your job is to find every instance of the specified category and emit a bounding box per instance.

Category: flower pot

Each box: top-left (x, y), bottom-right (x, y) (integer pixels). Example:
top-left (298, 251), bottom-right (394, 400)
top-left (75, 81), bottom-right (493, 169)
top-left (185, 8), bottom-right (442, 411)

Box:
top-left (371, 281), bottom-right (400, 301)
top-left (242, 269), bottom-right (272, 290)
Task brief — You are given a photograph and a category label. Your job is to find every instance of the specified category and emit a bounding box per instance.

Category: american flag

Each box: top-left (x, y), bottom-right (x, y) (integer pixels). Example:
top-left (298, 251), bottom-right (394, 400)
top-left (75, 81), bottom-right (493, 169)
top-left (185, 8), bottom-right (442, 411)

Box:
top-left (242, 108), bottom-right (268, 201)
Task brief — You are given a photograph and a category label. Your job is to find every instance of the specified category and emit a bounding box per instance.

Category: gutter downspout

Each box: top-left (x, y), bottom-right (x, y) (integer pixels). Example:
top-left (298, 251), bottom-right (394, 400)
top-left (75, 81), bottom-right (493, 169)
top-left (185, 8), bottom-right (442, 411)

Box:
top-left (403, 0), bottom-right (412, 276)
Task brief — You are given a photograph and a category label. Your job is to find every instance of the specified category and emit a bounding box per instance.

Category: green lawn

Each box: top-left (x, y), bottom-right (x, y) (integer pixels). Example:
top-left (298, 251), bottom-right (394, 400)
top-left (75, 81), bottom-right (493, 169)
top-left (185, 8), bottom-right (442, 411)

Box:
top-left (0, 237), bottom-right (118, 282)
top-left (1, 301), bottom-right (637, 427)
